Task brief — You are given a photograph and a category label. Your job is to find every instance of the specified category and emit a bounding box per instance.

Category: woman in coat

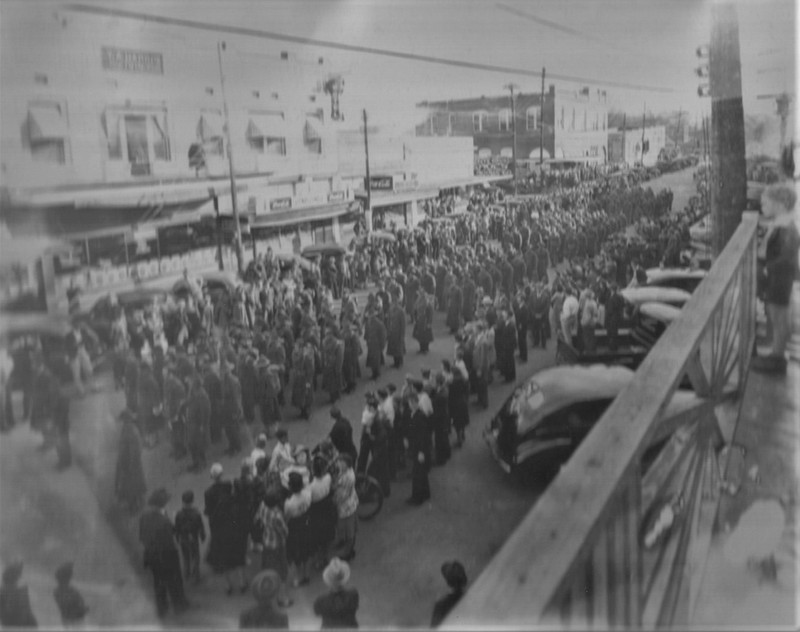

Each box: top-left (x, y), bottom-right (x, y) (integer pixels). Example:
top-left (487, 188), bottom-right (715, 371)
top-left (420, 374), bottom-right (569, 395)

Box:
top-left (364, 311), bottom-right (387, 380)
top-left (406, 392), bottom-right (432, 506)
top-left (341, 324), bottom-right (362, 395)
top-left (204, 464), bottom-right (247, 595)
top-left (448, 355), bottom-right (470, 447)
top-left (284, 472), bottom-right (312, 587)
top-left (321, 329), bottom-right (345, 404)
top-left (115, 409), bottom-right (147, 514)
top-left (446, 282), bottom-right (463, 335)
top-left (385, 299), bottom-right (406, 369)
top-left (289, 344), bottom-right (315, 419)
top-left (413, 293), bottom-right (434, 354)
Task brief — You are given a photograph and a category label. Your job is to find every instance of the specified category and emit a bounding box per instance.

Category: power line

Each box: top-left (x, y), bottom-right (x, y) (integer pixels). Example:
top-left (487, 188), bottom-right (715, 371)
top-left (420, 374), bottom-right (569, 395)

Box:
top-left (64, 3), bottom-right (674, 94)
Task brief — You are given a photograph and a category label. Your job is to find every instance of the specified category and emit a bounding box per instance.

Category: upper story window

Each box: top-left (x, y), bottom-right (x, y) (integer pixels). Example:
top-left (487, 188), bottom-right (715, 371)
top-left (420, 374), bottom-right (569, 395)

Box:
top-left (246, 112), bottom-right (287, 156)
top-left (570, 108), bottom-right (576, 131)
top-left (104, 107), bottom-right (170, 175)
top-left (594, 112), bottom-right (600, 131)
top-left (303, 113), bottom-right (323, 154)
top-left (559, 107), bottom-right (565, 130)
top-left (498, 109), bottom-right (512, 132)
top-left (27, 101), bottom-right (70, 164)
top-left (197, 110), bottom-right (225, 156)
top-left (473, 111), bottom-right (487, 132)
top-left (583, 110), bottom-right (588, 131)
top-left (526, 106), bottom-right (540, 131)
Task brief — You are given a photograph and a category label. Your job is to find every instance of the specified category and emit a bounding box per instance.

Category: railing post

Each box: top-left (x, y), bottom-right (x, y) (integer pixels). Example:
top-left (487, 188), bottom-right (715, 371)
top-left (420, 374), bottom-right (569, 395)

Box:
top-left (738, 212), bottom-right (758, 391)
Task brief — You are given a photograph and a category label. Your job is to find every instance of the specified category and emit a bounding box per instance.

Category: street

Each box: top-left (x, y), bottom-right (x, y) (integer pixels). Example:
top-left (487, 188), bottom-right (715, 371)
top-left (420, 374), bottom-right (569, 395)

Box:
top-left (2, 168), bottom-right (697, 629)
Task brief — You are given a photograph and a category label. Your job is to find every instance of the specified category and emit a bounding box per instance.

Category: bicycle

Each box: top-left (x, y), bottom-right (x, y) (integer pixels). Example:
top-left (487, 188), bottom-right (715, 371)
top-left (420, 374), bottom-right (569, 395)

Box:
top-left (312, 439), bottom-right (384, 521)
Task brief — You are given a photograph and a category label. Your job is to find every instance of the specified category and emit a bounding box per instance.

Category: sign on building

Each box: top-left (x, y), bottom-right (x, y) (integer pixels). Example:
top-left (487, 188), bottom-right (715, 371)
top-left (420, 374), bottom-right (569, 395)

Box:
top-left (328, 190), bottom-right (346, 203)
top-left (367, 176), bottom-right (393, 191)
top-left (101, 46), bottom-right (164, 75)
top-left (270, 197), bottom-right (292, 211)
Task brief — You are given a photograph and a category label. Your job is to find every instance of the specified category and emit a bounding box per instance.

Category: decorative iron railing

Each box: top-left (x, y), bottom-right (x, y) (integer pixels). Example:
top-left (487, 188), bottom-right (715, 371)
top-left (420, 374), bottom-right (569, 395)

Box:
top-left (443, 211), bottom-right (759, 629)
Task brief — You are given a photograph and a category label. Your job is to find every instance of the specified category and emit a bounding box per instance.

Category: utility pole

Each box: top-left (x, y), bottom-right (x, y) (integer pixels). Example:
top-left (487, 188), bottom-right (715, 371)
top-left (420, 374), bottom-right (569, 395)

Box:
top-left (622, 113), bottom-right (627, 166)
top-left (709, 1), bottom-right (747, 255)
top-left (216, 41), bottom-right (243, 274)
top-left (363, 109), bottom-right (372, 234)
top-left (640, 103), bottom-right (647, 166)
top-left (675, 107), bottom-right (683, 150)
top-left (540, 67), bottom-right (546, 168)
top-left (504, 83), bottom-right (519, 194)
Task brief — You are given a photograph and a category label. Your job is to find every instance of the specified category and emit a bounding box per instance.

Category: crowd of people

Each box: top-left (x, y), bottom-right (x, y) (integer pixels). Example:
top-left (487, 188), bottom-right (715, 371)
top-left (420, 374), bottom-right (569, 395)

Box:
top-left (2, 158), bottom-right (712, 628)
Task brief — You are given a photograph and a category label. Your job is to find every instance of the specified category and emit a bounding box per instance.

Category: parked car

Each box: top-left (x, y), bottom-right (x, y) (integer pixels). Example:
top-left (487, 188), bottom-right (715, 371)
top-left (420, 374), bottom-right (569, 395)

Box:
top-left (645, 268), bottom-right (707, 294)
top-left (484, 364), bottom-right (701, 484)
top-left (79, 287), bottom-right (170, 347)
top-left (172, 271), bottom-right (241, 304)
top-left (0, 312), bottom-right (102, 386)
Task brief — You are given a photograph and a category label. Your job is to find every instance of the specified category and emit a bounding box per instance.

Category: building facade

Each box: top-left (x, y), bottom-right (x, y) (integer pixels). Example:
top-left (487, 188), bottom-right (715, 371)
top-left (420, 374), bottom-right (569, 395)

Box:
top-left (0, 5), bottom-right (485, 311)
top-left (416, 85), bottom-right (609, 164)
top-left (607, 125), bottom-right (666, 167)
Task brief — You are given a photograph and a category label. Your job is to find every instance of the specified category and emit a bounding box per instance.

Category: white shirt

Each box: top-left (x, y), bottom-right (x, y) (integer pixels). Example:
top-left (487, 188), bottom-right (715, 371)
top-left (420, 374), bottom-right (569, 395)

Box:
top-left (250, 447), bottom-right (267, 475)
top-left (419, 392), bottom-right (433, 417)
top-left (269, 441), bottom-right (294, 473)
top-left (307, 473), bottom-right (332, 502)
top-left (380, 397), bottom-right (395, 428)
top-left (562, 295), bottom-right (579, 321)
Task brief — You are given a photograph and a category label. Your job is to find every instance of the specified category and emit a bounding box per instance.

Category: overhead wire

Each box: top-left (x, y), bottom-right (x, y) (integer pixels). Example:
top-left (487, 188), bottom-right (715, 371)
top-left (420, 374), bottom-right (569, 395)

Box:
top-left (64, 3), bottom-right (675, 94)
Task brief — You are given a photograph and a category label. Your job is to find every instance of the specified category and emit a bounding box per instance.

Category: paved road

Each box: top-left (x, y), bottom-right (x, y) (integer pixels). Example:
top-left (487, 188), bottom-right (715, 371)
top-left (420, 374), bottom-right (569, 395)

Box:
top-left (6, 167), bottom-right (699, 628)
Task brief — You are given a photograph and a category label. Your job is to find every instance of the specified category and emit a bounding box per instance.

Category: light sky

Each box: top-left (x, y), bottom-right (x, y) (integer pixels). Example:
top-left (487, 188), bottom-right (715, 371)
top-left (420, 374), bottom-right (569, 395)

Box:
top-left (2, 0), bottom-right (797, 135)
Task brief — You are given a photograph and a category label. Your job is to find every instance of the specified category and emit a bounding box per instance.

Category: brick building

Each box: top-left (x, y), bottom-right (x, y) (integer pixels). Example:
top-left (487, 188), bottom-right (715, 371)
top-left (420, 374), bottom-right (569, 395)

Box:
top-left (416, 84), bottom-right (609, 165)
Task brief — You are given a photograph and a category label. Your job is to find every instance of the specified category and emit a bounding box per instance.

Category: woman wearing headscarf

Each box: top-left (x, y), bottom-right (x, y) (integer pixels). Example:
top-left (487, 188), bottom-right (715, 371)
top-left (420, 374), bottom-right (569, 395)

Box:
top-left (204, 463), bottom-right (247, 595)
top-left (283, 472), bottom-right (312, 587)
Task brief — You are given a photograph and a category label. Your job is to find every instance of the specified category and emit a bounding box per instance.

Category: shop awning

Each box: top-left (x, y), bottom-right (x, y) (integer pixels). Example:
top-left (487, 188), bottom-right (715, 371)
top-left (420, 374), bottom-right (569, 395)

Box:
top-left (251, 201), bottom-right (357, 228)
top-left (247, 114), bottom-right (286, 139)
top-left (197, 112), bottom-right (223, 140)
top-left (28, 104), bottom-right (68, 140)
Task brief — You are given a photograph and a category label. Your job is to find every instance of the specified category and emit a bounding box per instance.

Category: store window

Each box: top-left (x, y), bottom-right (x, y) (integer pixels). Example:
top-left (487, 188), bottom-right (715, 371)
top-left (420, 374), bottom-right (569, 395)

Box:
top-left (311, 219), bottom-right (334, 244)
top-left (247, 111), bottom-right (287, 156)
top-left (303, 116), bottom-right (323, 154)
top-left (197, 110), bottom-right (224, 156)
top-left (498, 109), bottom-right (511, 132)
top-left (526, 106), bottom-right (540, 131)
top-left (103, 107), bottom-right (171, 174)
top-left (473, 111), bottom-right (487, 132)
top-left (27, 101), bottom-right (69, 164)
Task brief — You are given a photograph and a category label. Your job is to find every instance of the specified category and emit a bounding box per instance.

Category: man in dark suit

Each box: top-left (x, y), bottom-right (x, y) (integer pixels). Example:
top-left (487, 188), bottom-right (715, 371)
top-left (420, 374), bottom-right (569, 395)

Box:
top-left (139, 489), bottom-right (189, 618)
top-left (405, 392), bottom-right (432, 506)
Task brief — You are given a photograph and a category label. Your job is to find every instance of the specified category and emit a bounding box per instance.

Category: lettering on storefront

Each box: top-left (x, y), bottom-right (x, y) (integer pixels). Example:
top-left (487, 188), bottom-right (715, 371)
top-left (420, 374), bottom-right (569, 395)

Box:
top-left (101, 46), bottom-right (164, 75)
top-left (367, 176), bottom-right (393, 191)
top-left (327, 190), bottom-right (346, 203)
top-left (393, 179), bottom-right (418, 193)
top-left (270, 197), bottom-right (293, 211)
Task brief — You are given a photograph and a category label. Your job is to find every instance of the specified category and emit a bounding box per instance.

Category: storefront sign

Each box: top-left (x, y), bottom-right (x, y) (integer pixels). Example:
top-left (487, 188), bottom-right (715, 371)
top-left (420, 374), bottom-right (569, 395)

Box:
top-left (270, 197), bottom-right (293, 211)
top-left (101, 46), bottom-right (163, 75)
top-left (327, 190), bottom-right (346, 203)
top-left (393, 179), bottom-right (418, 193)
top-left (367, 176), bottom-right (393, 191)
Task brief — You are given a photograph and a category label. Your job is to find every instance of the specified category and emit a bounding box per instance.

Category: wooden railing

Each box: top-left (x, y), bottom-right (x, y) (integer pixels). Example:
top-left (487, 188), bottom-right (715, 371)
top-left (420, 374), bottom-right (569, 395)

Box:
top-left (443, 212), bottom-right (759, 630)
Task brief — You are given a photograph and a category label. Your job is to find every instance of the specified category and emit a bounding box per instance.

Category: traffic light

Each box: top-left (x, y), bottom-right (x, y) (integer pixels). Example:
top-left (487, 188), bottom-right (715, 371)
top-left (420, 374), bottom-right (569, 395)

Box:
top-left (696, 43), bottom-right (710, 98)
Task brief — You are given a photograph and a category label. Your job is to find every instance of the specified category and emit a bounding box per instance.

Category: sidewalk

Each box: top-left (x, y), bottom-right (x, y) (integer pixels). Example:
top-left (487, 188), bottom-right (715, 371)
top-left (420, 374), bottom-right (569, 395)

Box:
top-left (0, 423), bottom-right (158, 629)
top-left (691, 305), bottom-right (799, 627)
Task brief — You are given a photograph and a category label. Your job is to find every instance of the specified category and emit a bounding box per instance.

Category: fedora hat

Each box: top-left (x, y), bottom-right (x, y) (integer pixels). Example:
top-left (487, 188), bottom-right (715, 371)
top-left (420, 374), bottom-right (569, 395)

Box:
top-left (251, 570), bottom-right (281, 604)
top-left (441, 560), bottom-right (467, 589)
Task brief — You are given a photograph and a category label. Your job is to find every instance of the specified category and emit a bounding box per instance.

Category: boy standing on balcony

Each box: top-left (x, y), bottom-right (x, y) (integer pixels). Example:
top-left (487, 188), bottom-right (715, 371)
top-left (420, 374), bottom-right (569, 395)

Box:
top-left (753, 183), bottom-right (799, 375)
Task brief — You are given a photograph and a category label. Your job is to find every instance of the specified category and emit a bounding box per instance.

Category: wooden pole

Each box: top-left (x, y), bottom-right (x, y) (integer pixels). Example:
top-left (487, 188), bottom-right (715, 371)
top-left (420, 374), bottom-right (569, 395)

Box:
top-left (641, 104), bottom-right (647, 165)
top-left (217, 40), bottom-right (243, 273)
top-left (710, 2), bottom-right (747, 255)
top-left (363, 108), bottom-right (372, 234)
top-left (540, 67), bottom-right (546, 167)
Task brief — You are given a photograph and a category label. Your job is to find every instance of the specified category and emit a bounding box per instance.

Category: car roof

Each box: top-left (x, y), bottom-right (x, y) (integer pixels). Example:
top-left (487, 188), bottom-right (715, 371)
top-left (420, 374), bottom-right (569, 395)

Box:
top-left (639, 302), bottom-right (682, 323)
top-left (512, 364), bottom-right (635, 435)
top-left (301, 243), bottom-right (346, 257)
top-left (201, 271), bottom-right (241, 286)
top-left (621, 286), bottom-right (692, 306)
top-left (645, 268), bottom-right (707, 283)
top-left (0, 312), bottom-right (72, 340)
